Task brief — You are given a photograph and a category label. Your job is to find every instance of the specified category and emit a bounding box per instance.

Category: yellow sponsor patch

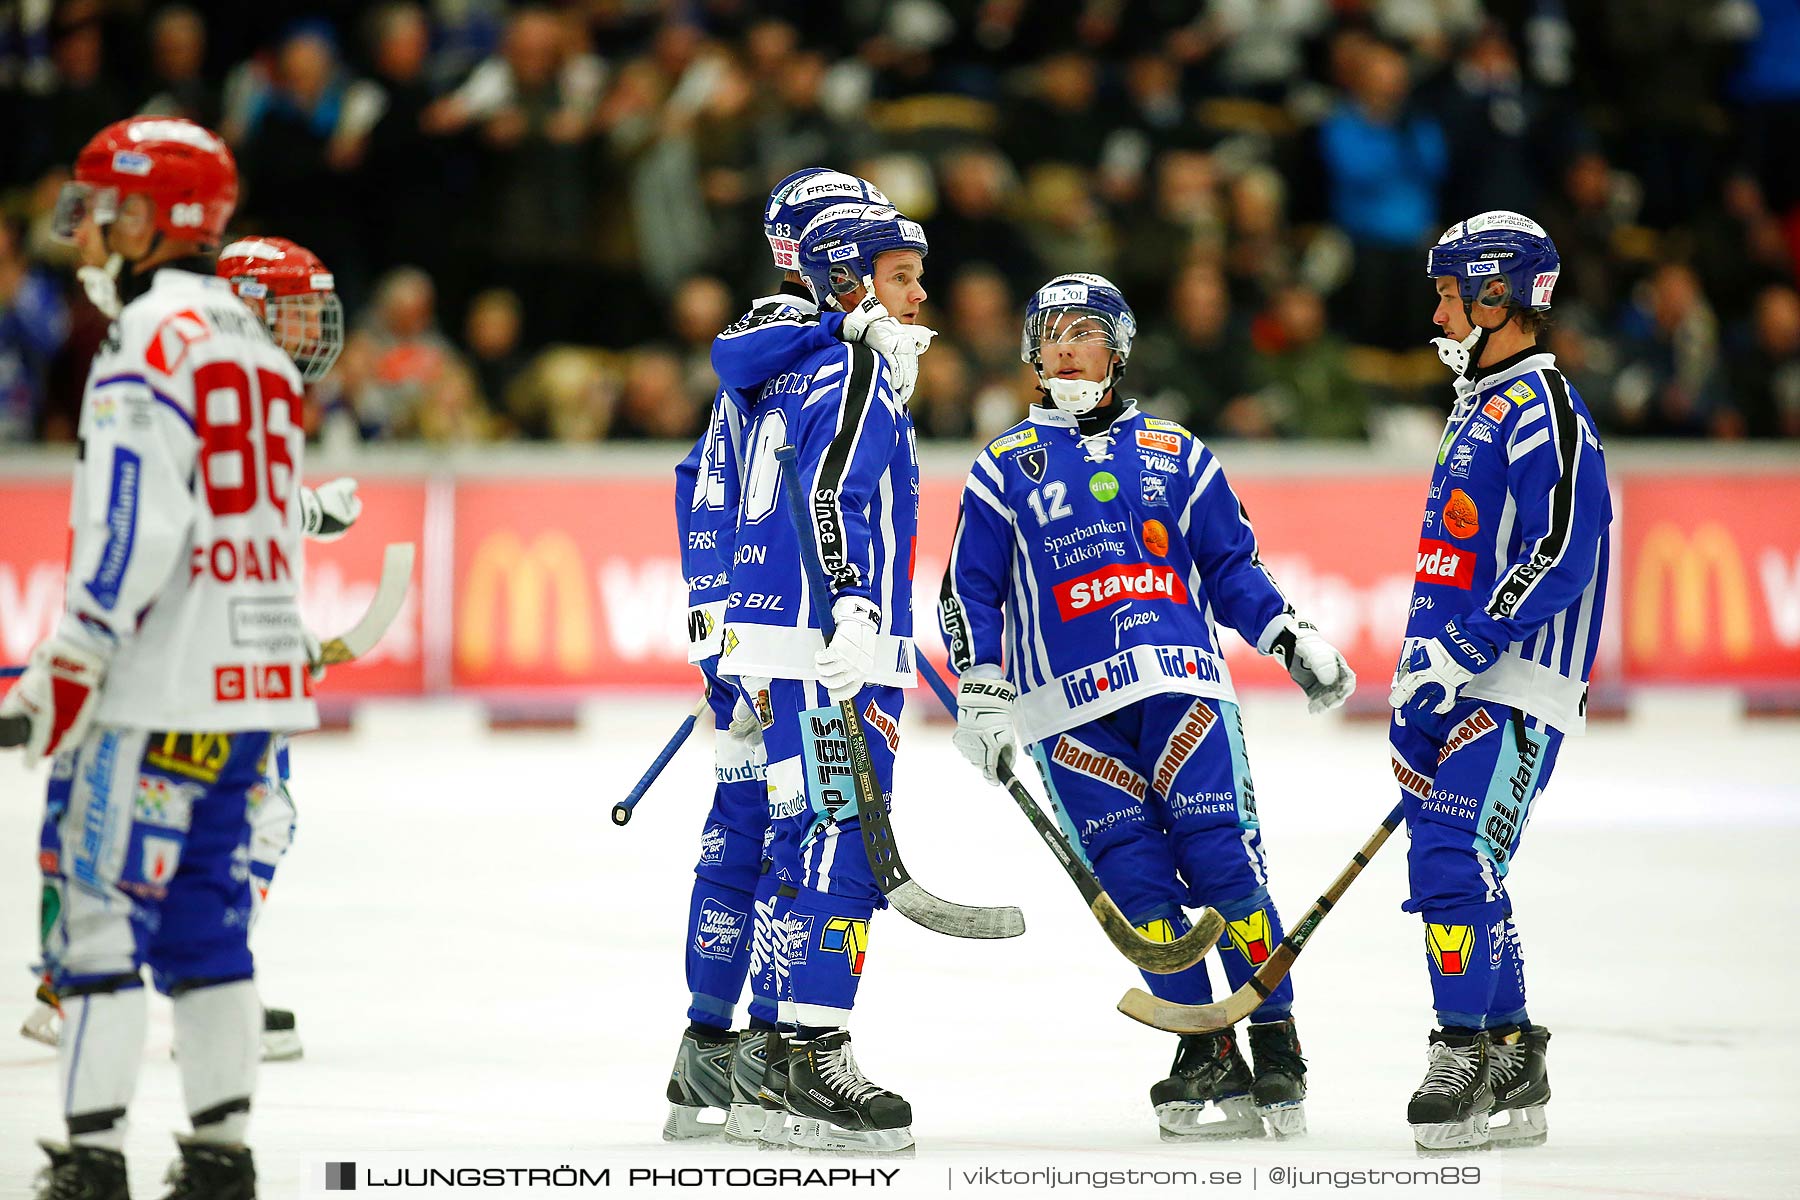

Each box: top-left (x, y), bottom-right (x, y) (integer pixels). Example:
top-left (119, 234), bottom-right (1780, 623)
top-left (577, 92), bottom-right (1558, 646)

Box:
top-left (1426, 923), bottom-right (1473, 975)
top-left (1226, 910), bottom-right (1274, 965)
top-left (1135, 918), bottom-right (1177, 943)
top-left (145, 733), bottom-right (234, 784)
top-left (989, 428), bottom-right (1038, 457)
top-left (1143, 418), bottom-right (1189, 436)
top-left (1504, 380), bottom-right (1537, 404)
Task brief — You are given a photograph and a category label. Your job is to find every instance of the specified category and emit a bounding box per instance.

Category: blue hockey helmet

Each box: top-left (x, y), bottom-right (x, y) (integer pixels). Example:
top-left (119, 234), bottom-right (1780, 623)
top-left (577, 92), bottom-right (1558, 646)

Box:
top-left (794, 203), bottom-right (928, 311)
top-left (764, 168), bottom-right (891, 271)
top-left (1427, 210), bottom-right (1561, 312)
top-left (1021, 274), bottom-right (1137, 416)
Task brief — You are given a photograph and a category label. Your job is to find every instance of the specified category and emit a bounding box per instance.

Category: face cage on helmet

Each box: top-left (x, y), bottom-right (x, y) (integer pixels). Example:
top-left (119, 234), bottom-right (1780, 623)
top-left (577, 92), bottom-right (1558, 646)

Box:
top-left (1023, 307), bottom-right (1131, 373)
top-left (50, 183), bottom-right (122, 243)
top-left (267, 292), bottom-right (345, 382)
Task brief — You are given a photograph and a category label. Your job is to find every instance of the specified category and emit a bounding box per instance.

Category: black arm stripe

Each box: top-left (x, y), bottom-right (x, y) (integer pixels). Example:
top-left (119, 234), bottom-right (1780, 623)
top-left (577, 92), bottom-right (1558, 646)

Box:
top-left (812, 345), bottom-right (879, 589)
top-left (940, 508), bottom-right (975, 672)
top-left (1488, 369), bottom-right (1579, 620)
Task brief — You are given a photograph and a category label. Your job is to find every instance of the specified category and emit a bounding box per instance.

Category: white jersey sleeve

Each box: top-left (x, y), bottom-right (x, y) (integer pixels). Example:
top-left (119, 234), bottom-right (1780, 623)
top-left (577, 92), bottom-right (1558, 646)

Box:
top-left (69, 268), bottom-right (318, 734)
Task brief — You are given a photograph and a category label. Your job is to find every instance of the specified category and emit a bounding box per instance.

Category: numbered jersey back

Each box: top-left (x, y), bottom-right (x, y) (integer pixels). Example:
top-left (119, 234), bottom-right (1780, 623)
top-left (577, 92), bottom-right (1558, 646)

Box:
top-left (74, 268), bottom-right (318, 734)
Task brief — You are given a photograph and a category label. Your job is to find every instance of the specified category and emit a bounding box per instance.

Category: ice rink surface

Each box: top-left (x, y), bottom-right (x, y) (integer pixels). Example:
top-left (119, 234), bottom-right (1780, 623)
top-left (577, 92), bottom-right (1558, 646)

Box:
top-left (1, 695), bottom-right (1797, 1200)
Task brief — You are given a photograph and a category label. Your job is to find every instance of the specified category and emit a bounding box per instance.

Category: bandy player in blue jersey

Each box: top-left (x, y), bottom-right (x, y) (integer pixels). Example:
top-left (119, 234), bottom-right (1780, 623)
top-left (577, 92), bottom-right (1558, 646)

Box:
top-left (1389, 212), bottom-right (1611, 1153)
top-left (939, 274), bottom-right (1355, 1141)
top-left (716, 204), bottom-right (930, 1153)
top-left (663, 170), bottom-right (929, 1146)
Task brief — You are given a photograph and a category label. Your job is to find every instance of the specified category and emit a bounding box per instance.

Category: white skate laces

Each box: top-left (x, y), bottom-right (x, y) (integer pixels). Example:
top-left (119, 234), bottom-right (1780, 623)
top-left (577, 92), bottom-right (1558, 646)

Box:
top-left (816, 1040), bottom-right (883, 1105)
top-left (1417, 1040), bottom-right (1480, 1096)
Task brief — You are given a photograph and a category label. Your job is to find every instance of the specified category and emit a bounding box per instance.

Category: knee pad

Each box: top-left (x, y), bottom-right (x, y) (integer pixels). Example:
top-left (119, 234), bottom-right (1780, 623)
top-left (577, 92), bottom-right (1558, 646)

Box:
top-left (694, 818), bottom-right (762, 893)
top-left (1404, 818), bottom-right (1504, 914)
top-left (1214, 885), bottom-right (1280, 970)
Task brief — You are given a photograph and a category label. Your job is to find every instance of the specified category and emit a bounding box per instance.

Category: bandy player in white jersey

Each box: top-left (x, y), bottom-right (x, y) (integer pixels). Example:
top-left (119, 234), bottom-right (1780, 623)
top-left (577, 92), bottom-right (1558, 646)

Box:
top-left (19, 237), bottom-right (361, 1066)
top-left (1, 117), bottom-right (315, 1200)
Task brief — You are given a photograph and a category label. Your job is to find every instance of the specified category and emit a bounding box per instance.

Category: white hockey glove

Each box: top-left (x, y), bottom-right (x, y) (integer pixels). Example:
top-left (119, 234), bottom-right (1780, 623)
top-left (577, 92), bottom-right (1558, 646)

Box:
top-left (728, 692), bottom-right (764, 744)
top-left (1262, 611), bottom-right (1356, 714)
top-left (951, 665), bottom-right (1018, 785)
top-left (1389, 620), bottom-right (1496, 718)
top-left (838, 284), bottom-right (937, 407)
top-left (1, 628), bottom-right (108, 758)
top-left (815, 596), bottom-right (881, 702)
top-left (299, 477), bottom-right (362, 542)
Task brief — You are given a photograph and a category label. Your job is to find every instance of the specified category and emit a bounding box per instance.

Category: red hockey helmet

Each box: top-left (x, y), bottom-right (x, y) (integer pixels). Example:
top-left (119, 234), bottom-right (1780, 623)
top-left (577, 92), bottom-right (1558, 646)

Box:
top-left (218, 237), bottom-right (344, 381)
top-left (53, 117), bottom-right (238, 246)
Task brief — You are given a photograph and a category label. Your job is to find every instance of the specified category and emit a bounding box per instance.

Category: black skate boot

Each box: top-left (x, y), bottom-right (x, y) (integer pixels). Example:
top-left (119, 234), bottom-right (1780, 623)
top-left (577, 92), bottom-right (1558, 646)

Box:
top-left (755, 1031), bottom-right (793, 1146)
top-left (784, 1030), bottom-right (914, 1152)
top-left (159, 1137), bottom-right (255, 1200)
top-left (1247, 1018), bottom-right (1308, 1138)
top-left (260, 1008), bottom-right (302, 1062)
top-left (33, 1141), bottom-right (128, 1200)
top-left (662, 1026), bottom-right (736, 1140)
top-left (724, 1029), bottom-right (775, 1142)
top-left (1151, 1028), bottom-right (1264, 1140)
top-left (1408, 1029), bottom-right (1494, 1153)
top-left (1487, 1025), bottom-right (1550, 1148)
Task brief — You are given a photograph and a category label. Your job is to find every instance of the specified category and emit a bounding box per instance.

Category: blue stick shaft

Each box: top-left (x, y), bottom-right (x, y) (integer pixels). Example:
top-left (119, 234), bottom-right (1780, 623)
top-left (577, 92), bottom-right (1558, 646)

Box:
top-left (0, 666), bottom-right (23, 679)
top-left (613, 694), bottom-right (709, 825)
top-left (915, 655), bottom-right (959, 716)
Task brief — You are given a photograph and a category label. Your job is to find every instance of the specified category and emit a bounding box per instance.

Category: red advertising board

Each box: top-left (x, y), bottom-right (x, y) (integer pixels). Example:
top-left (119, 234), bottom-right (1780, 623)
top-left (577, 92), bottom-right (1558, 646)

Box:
top-left (1618, 475), bottom-right (1800, 685)
top-left (0, 478), bottom-right (427, 698)
top-left (2, 466), bottom-right (1796, 700)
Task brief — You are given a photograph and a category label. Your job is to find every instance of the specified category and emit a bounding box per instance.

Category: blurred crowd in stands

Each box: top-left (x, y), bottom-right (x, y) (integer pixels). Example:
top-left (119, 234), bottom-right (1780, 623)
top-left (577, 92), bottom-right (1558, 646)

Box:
top-left (3, 0), bottom-right (1800, 447)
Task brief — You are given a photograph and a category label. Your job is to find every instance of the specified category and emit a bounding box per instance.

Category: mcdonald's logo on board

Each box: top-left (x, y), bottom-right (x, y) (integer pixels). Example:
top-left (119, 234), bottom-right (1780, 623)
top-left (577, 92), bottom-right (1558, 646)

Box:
top-left (1630, 523), bottom-right (1753, 663)
top-left (459, 531), bottom-right (595, 674)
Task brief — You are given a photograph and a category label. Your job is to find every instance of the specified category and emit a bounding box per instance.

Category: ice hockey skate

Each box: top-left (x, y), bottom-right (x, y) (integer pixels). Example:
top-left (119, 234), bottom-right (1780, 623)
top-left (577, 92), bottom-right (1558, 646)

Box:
top-left (32, 1140), bottom-right (127, 1200)
top-left (1409, 1029), bottom-right (1494, 1152)
top-left (160, 1136), bottom-right (255, 1200)
top-left (755, 1031), bottom-right (795, 1147)
top-left (1486, 1025), bottom-right (1550, 1147)
top-left (1247, 1018), bottom-right (1308, 1137)
top-left (782, 1031), bottom-right (913, 1153)
top-left (260, 1008), bottom-right (302, 1062)
top-left (662, 1027), bottom-right (735, 1140)
top-left (1151, 1028), bottom-right (1264, 1140)
top-left (20, 981), bottom-right (60, 1048)
top-left (723, 1029), bottom-right (774, 1141)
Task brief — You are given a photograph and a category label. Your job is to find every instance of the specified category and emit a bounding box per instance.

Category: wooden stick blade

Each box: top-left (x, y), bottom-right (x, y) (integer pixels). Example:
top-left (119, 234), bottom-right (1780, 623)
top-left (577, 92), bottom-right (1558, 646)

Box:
top-left (1116, 985), bottom-right (1260, 1034)
top-left (318, 543), bottom-right (415, 665)
top-left (888, 880), bottom-right (1025, 939)
top-left (1092, 895), bottom-right (1223, 973)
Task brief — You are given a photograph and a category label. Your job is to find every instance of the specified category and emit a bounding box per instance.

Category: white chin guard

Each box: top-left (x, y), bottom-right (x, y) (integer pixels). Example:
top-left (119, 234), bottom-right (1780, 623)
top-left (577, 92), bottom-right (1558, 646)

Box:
top-left (1431, 325), bottom-right (1484, 379)
top-left (78, 254), bottom-right (123, 319)
top-left (1044, 376), bottom-right (1107, 416)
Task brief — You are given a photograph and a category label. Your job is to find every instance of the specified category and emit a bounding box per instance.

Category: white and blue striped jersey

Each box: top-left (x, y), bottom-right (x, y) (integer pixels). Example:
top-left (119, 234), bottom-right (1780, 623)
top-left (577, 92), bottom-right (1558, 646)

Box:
top-left (1406, 348), bottom-right (1612, 733)
top-left (939, 402), bottom-right (1292, 743)
top-left (717, 340), bottom-right (919, 686)
top-left (676, 285), bottom-right (845, 661)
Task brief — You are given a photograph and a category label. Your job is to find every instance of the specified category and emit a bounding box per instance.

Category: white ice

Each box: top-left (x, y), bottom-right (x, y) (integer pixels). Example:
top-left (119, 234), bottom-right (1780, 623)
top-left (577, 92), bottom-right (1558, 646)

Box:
top-left (1, 695), bottom-right (1797, 1199)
